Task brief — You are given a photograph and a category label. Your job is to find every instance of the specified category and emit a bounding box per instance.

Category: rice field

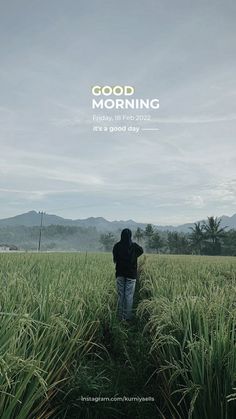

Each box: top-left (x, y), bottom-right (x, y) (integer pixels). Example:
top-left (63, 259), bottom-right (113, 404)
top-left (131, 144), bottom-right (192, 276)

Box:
top-left (0, 253), bottom-right (116, 418)
top-left (138, 255), bottom-right (236, 419)
top-left (0, 252), bottom-right (236, 418)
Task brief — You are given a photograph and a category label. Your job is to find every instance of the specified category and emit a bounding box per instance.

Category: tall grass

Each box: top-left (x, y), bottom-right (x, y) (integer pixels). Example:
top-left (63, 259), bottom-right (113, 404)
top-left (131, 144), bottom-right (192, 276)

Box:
top-left (0, 253), bottom-right (116, 418)
top-left (138, 255), bottom-right (236, 419)
top-left (2, 252), bottom-right (236, 418)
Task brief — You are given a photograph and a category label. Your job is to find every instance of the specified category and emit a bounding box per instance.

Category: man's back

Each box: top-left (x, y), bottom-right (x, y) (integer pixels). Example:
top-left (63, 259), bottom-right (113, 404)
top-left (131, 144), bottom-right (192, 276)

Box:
top-left (113, 240), bottom-right (143, 279)
top-left (113, 228), bottom-right (144, 321)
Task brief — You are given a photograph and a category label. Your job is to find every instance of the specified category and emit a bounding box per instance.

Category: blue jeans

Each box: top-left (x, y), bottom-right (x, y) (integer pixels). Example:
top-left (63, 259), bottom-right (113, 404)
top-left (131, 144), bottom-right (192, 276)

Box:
top-left (116, 276), bottom-right (136, 320)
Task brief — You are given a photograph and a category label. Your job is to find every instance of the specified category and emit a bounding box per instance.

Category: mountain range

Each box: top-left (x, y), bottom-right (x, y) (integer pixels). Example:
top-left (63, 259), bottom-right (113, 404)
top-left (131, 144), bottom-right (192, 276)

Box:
top-left (0, 210), bottom-right (236, 233)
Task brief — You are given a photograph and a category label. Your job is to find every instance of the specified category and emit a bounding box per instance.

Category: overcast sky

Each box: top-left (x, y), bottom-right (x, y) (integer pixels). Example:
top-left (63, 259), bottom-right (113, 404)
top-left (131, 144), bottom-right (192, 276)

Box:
top-left (0, 0), bottom-right (236, 225)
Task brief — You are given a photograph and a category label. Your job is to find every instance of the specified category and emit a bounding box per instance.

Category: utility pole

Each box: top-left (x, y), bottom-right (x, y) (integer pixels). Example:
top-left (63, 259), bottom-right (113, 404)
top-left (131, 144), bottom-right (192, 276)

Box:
top-left (38, 211), bottom-right (44, 251)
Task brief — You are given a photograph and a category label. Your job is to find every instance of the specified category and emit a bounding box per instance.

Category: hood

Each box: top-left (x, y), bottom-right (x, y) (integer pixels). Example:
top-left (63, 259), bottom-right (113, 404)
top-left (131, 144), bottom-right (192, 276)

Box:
top-left (120, 228), bottom-right (132, 247)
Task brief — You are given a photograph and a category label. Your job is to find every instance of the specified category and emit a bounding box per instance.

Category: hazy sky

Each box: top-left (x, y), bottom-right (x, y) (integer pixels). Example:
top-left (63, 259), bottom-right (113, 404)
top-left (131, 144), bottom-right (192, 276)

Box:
top-left (0, 0), bottom-right (236, 225)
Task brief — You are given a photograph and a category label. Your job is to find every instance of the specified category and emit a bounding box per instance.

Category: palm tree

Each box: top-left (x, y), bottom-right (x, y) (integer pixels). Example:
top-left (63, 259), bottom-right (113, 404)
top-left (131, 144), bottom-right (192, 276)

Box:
top-left (189, 222), bottom-right (204, 254)
top-left (203, 216), bottom-right (227, 255)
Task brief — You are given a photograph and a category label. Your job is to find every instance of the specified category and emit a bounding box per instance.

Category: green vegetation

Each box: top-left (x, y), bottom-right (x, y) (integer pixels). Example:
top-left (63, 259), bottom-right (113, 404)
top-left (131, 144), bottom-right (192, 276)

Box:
top-left (138, 255), bottom-right (236, 418)
top-left (0, 225), bottom-right (101, 251)
top-left (99, 232), bottom-right (116, 251)
top-left (0, 253), bottom-right (116, 418)
top-left (0, 253), bottom-right (236, 418)
top-left (0, 216), bottom-right (235, 255)
top-left (133, 217), bottom-right (236, 256)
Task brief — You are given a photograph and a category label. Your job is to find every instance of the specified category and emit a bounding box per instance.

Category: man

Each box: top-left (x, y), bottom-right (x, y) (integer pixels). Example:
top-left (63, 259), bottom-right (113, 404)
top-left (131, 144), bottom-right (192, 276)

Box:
top-left (113, 228), bottom-right (143, 321)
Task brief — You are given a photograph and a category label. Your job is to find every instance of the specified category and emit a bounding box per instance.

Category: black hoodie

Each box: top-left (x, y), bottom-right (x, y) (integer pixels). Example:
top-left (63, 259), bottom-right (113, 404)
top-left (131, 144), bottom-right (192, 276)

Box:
top-left (112, 229), bottom-right (143, 279)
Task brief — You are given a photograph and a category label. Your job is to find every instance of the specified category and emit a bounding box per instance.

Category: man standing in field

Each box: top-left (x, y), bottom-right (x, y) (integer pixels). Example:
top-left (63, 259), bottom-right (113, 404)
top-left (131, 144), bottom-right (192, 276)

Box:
top-left (113, 228), bottom-right (143, 321)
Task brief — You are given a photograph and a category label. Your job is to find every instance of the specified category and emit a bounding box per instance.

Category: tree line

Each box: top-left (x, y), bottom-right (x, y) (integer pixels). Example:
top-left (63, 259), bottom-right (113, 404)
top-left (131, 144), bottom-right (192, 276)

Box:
top-left (100, 216), bottom-right (236, 256)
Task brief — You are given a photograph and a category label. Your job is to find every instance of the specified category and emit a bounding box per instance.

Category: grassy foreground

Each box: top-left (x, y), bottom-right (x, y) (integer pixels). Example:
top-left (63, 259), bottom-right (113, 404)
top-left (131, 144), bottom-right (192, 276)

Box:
top-left (0, 253), bottom-right (117, 418)
top-left (138, 255), bottom-right (236, 418)
top-left (0, 253), bottom-right (236, 418)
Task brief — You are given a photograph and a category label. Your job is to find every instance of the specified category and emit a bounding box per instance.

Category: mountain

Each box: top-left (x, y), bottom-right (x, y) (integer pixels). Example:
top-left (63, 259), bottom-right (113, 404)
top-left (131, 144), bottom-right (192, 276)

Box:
top-left (0, 210), bottom-right (235, 232)
top-left (219, 214), bottom-right (236, 230)
top-left (0, 211), bottom-right (77, 227)
top-left (0, 211), bottom-right (146, 232)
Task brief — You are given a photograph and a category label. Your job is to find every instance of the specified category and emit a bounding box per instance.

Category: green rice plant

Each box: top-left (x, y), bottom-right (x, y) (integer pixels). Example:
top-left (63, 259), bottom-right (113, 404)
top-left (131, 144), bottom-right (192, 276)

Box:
top-left (138, 255), bottom-right (236, 419)
top-left (2, 252), bottom-right (236, 418)
top-left (0, 253), bottom-right (116, 418)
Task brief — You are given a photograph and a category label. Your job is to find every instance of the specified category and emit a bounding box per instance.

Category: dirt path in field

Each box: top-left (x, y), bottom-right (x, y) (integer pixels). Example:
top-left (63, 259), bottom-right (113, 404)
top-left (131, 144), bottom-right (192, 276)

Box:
top-left (59, 280), bottom-right (160, 419)
top-left (103, 318), bottom-right (159, 419)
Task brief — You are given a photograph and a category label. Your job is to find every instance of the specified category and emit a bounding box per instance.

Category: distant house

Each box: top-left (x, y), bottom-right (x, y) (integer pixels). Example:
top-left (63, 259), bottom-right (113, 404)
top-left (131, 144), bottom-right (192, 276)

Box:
top-left (0, 245), bottom-right (10, 251)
